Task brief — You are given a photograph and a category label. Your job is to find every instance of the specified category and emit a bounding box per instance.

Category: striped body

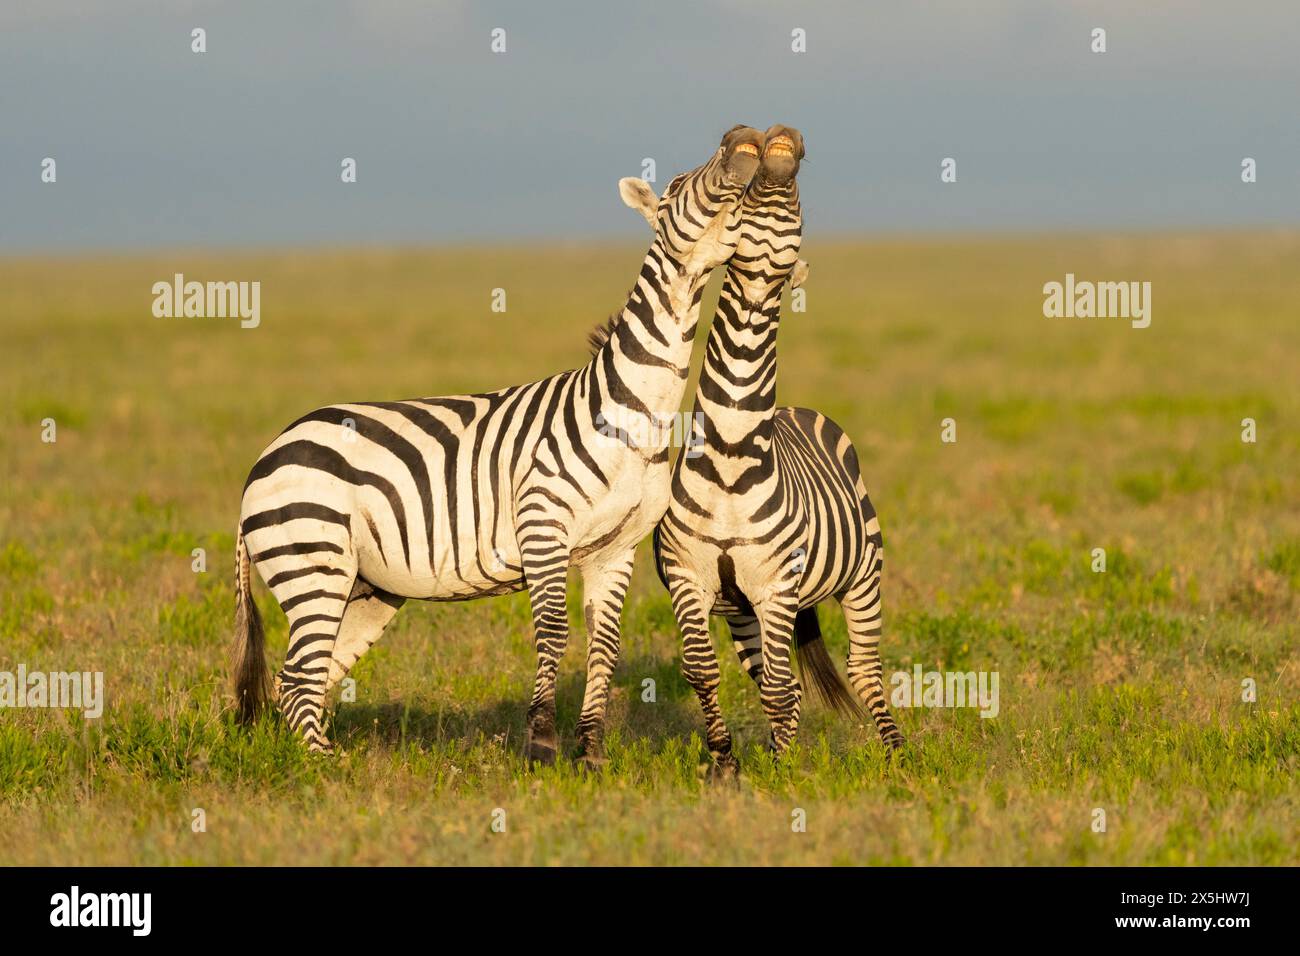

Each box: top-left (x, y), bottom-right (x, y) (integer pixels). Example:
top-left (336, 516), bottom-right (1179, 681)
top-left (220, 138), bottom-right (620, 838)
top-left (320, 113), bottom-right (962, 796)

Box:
top-left (242, 379), bottom-right (673, 606)
top-left (662, 406), bottom-right (882, 618)
top-left (654, 126), bottom-right (903, 771)
top-left (233, 127), bottom-right (768, 758)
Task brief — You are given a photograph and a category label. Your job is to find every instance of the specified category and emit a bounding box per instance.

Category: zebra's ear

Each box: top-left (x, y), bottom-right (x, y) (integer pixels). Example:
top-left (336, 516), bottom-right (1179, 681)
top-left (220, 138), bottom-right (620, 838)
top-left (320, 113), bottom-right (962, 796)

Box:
top-left (619, 177), bottom-right (658, 229)
top-left (791, 258), bottom-right (810, 289)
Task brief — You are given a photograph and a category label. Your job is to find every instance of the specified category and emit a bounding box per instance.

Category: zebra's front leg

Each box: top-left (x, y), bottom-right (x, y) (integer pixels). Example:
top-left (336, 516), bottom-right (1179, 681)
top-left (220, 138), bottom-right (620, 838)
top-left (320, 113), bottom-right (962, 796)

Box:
top-left (574, 549), bottom-right (636, 768)
top-left (522, 555), bottom-right (572, 766)
top-left (757, 590), bottom-right (803, 756)
top-left (666, 574), bottom-right (735, 777)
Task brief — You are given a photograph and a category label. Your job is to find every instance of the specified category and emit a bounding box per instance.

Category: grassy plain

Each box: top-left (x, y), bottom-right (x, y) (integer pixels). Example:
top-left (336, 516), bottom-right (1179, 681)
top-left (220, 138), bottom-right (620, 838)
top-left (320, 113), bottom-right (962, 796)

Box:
top-left (0, 232), bottom-right (1297, 864)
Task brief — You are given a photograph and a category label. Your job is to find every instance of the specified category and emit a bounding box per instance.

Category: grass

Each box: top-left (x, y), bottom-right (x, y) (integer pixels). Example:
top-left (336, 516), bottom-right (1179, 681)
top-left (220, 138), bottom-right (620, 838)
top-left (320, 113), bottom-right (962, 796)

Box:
top-left (1, 232), bottom-right (1298, 865)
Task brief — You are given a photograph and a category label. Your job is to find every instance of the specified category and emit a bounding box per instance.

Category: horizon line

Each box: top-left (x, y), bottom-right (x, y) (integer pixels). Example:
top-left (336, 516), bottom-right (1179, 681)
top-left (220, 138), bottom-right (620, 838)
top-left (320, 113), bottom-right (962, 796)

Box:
top-left (3, 222), bottom-right (1298, 263)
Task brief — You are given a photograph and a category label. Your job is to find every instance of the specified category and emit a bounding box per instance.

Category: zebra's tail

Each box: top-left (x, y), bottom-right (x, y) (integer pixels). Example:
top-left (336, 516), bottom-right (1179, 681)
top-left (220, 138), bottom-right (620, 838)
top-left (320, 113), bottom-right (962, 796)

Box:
top-left (232, 528), bottom-right (271, 724)
top-left (794, 607), bottom-right (863, 718)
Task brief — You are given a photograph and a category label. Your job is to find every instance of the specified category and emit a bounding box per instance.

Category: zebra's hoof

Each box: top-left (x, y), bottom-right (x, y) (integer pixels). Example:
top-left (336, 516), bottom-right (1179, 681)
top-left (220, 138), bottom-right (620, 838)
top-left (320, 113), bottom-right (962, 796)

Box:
top-left (525, 709), bottom-right (559, 767)
top-left (765, 734), bottom-right (793, 758)
top-left (705, 755), bottom-right (741, 784)
top-left (577, 751), bottom-right (607, 774)
top-left (525, 731), bottom-right (558, 767)
top-left (576, 732), bottom-right (606, 771)
top-left (882, 735), bottom-right (907, 761)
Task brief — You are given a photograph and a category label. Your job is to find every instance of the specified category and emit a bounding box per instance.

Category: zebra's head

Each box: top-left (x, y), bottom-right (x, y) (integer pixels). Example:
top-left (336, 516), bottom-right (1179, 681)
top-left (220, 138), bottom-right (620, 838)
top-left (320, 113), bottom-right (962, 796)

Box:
top-left (728, 124), bottom-right (807, 305)
top-left (618, 125), bottom-right (765, 277)
top-left (757, 124), bottom-right (804, 187)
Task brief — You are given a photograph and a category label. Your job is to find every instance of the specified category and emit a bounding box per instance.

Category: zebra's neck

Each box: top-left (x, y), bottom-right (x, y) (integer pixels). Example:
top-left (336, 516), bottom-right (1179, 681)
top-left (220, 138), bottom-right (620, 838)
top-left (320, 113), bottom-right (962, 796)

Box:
top-left (589, 243), bottom-right (707, 449)
top-left (679, 174), bottom-right (799, 492)
top-left (684, 272), bottom-right (782, 481)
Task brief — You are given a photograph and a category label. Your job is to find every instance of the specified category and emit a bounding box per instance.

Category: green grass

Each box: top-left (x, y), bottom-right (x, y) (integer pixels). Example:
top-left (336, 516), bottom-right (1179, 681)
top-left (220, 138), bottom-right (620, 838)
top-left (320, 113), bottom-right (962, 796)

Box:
top-left (1, 233), bottom-right (1298, 864)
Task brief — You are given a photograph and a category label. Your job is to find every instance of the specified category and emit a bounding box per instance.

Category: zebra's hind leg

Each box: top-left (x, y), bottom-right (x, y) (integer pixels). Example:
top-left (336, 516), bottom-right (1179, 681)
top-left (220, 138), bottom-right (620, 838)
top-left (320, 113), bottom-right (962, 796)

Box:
top-left (725, 613), bottom-right (763, 689)
top-left (839, 546), bottom-right (904, 751)
top-left (574, 549), bottom-right (636, 768)
top-left (666, 576), bottom-right (736, 778)
top-left (270, 569), bottom-right (355, 753)
top-left (323, 579), bottom-right (406, 696)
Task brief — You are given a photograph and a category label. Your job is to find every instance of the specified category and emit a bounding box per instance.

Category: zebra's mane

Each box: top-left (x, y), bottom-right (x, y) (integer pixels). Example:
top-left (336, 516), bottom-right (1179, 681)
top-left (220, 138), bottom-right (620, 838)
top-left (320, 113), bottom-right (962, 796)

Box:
top-left (586, 311), bottom-right (622, 355)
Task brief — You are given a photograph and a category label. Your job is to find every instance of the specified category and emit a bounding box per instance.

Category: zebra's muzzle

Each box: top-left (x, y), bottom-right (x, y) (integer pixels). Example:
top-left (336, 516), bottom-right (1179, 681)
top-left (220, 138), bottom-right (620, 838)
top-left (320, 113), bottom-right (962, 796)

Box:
top-left (759, 125), bottom-right (804, 184)
top-left (720, 126), bottom-right (764, 186)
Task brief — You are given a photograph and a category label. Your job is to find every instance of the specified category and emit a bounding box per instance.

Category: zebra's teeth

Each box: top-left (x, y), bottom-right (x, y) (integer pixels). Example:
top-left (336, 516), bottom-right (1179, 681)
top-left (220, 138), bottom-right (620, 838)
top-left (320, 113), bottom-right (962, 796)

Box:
top-left (735, 143), bottom-right (760, 157)
top-left (765, 138), bottom-right (794, 158)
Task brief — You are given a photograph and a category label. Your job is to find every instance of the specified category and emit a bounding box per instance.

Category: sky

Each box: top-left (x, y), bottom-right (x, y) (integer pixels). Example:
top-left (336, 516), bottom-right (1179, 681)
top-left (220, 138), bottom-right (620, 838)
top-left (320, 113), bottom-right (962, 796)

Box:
top-left (2, 0), bottom-right (1298, 251)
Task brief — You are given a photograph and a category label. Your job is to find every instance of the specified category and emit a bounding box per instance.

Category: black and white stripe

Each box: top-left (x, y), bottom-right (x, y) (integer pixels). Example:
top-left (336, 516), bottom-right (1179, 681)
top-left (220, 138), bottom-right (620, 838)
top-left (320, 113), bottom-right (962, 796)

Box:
top-left (653, 126), bottom-right (904, 775)
top-left (232, 126), bottom-right (767, 760)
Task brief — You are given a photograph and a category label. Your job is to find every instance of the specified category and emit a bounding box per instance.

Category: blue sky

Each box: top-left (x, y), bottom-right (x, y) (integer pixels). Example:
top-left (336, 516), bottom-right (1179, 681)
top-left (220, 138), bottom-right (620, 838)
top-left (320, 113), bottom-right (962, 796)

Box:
top-left (3, 0), bottom-right (1298, 250)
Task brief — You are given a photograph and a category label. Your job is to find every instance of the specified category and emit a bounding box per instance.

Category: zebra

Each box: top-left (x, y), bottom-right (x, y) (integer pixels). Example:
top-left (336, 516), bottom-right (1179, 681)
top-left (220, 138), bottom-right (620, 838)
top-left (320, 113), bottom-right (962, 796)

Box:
top-left (232, 125), bottom-right (768, 763)
top-left (652, 125), bottom-right (904, 776)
